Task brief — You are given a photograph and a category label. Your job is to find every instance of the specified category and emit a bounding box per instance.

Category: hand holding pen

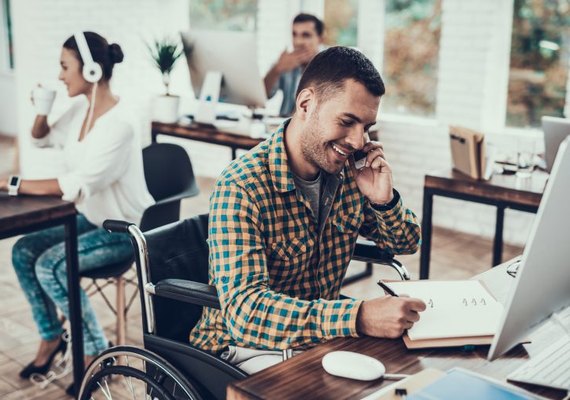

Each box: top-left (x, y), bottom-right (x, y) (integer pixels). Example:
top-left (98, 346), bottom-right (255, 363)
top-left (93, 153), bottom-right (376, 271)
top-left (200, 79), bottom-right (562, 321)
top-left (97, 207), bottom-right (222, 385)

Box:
top-left (356, 285), bottom-right (426, 338)
top-left (377, 280), bottom-right (399, 297)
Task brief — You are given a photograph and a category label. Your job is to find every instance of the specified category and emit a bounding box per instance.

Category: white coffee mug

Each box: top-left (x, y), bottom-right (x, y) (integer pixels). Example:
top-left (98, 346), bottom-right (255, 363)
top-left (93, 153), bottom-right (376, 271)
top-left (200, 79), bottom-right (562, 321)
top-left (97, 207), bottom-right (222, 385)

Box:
top-left (32, 87), bottom-right (57, 116)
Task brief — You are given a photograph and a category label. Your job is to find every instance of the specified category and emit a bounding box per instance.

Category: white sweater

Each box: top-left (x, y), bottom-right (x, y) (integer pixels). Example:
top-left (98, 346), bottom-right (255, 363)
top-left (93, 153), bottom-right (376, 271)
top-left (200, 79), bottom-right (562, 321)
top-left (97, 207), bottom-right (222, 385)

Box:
top-left (35, 98), bottom-right (154, 227)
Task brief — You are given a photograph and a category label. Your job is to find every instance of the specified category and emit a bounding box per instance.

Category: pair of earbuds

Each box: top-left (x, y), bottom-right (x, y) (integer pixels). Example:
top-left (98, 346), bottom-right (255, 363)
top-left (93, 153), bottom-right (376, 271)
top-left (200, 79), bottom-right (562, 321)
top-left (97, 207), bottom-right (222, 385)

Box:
top-left (74, 31), bottom-right (102, 83)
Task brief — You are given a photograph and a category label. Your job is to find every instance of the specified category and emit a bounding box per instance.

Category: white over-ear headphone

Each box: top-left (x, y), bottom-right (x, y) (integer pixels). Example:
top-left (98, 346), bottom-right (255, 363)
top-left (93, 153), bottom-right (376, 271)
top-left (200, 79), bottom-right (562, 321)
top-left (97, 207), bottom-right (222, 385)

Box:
top-left (74, 31), bottom-right (103, 83)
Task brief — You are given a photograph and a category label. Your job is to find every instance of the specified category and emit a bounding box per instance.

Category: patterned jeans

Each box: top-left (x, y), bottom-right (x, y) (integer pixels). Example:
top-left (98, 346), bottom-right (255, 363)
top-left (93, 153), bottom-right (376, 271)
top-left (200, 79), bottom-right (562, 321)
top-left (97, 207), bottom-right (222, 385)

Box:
top-left (12, 214), bottom-right (132, 356)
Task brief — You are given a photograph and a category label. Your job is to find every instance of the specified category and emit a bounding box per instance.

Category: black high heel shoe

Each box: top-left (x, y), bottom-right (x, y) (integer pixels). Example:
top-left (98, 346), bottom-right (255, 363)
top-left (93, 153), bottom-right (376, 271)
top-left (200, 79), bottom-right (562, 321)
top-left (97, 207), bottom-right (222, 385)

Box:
top-left (19, 333), bottom-right (68, 379)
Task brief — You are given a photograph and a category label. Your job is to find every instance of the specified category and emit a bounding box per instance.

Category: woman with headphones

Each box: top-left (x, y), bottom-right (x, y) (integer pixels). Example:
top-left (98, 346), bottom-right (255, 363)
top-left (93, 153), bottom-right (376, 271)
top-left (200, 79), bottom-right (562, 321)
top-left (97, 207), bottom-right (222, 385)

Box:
top-left (0, 32), bottom-right (153, 392)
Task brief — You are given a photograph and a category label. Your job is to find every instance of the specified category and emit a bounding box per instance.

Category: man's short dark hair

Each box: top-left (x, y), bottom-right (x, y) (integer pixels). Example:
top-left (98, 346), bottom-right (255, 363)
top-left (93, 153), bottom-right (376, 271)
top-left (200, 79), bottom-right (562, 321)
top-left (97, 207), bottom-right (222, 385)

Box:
top-left (296, 46), bottom-right (385, 101)
top-left (293, 13), bottom-right (324, 36)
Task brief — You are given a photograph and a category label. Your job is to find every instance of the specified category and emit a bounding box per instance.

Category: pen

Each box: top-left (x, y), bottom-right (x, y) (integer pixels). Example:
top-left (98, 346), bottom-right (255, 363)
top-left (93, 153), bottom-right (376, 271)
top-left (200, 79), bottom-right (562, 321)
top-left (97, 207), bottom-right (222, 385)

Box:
top-left (377, 280), bottom-right (399, 297)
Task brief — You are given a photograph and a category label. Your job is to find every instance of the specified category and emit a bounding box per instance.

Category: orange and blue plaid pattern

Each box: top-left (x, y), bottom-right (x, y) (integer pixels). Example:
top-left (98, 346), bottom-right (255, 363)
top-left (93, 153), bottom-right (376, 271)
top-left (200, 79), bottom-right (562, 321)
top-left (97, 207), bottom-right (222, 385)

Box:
top-left (189, 123), bottom-right (421, 353)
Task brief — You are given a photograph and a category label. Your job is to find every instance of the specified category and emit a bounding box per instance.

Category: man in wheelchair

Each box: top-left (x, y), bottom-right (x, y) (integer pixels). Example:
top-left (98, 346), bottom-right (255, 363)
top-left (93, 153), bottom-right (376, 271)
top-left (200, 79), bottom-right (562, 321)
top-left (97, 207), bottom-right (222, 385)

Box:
top-left (189, 47), bottom-right (427, 374)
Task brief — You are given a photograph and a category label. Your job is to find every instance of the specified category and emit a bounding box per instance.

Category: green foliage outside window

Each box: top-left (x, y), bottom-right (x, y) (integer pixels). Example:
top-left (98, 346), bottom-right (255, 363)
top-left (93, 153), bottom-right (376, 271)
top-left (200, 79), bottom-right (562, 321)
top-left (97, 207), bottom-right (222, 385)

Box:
top-left (382, 0), bottom-right (441, 117)
top-left (189, 0), bottom-right (257, 31)
top-left (507, 0), bottom-right (570, 127)
top-left (324, 0), bottom-right (358, 47)
top-left (324, 0), bottom-right (441, 118)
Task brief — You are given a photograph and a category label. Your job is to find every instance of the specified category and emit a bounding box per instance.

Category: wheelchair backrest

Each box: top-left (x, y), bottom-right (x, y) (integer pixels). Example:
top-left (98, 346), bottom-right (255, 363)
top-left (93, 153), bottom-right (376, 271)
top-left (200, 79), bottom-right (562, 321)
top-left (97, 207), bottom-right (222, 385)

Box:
top-left (144, 213), bottom-right (210, 343)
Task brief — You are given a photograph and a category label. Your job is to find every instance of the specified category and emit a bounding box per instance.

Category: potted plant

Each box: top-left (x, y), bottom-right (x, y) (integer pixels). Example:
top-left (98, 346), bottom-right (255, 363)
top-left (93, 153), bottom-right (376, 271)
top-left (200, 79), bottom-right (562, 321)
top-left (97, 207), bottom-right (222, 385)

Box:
top-left (148, 38), bottom-right (183, 123)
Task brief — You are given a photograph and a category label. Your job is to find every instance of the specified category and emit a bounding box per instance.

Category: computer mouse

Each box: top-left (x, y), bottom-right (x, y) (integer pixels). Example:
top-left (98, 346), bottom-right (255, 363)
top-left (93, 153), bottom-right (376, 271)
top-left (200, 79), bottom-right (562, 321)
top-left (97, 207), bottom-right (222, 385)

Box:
top-left (322, 351), bottom-right (386, 381)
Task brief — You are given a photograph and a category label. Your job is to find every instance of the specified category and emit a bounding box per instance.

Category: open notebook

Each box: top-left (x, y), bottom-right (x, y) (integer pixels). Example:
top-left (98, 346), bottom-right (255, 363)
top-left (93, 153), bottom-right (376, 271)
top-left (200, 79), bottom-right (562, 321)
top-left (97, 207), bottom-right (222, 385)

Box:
top-left (382, 280), bottom-right (503, 348)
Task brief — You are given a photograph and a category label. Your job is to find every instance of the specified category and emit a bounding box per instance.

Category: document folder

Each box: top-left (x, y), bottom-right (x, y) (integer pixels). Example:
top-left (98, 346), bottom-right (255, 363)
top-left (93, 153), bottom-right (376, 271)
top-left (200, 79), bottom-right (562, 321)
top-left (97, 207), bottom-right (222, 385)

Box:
top-left (364, 368), bottom-right (538, 400)
top-left (449, 125), bottom-right (486, 180)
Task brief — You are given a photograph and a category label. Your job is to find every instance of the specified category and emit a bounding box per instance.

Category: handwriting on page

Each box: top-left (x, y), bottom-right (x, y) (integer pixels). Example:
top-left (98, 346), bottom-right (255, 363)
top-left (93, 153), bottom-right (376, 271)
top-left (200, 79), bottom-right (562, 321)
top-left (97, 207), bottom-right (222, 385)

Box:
top-left (426, 297), bottom-right (489, 308)
top-left (387, 280), bottom-right (503, 340)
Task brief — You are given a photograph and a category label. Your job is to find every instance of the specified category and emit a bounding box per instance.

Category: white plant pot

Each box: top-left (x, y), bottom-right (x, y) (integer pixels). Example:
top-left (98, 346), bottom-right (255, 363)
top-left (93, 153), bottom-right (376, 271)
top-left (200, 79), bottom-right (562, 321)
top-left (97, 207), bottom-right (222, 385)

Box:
top-left (152, 95), bottom-right (180, 123)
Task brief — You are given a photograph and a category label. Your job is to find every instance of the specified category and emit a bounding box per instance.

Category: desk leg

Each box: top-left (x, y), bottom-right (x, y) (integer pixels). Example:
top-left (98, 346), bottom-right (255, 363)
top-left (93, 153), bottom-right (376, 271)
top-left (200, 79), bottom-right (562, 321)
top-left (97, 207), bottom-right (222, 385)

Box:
top-left (493, 206), bottom-right (505, 267)
top-left (231, 147), bottom-right (237, 160)
top-left (419, 188), bottom-right (433, 279)
top-left (65, 215), bottom-right (84, 395)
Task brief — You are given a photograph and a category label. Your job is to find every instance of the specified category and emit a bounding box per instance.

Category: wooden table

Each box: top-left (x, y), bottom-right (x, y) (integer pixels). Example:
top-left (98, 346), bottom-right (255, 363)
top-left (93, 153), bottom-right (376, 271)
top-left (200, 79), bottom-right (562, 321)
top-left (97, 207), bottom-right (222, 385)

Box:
top-left (419, 169), bottom-right (547, 279)
top-left (0, 195), bottom-right (84, 395)
top-left (227, 263), bottom-right (566, 400)
top-left (151, 121), bottom-right (264, 160)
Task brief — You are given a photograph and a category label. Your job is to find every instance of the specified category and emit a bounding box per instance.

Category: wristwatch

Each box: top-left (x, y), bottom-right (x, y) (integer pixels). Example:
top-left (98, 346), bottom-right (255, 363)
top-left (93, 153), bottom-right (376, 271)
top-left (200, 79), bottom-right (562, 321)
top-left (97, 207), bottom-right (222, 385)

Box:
top-left (8, 175), bottom-right (21, 196)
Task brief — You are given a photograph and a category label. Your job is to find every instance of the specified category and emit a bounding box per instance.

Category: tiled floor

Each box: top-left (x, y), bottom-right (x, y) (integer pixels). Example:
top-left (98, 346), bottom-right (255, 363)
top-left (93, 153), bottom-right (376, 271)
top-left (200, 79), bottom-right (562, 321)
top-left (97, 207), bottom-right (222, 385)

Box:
top-left (0, 138), bottom-right (523, 399)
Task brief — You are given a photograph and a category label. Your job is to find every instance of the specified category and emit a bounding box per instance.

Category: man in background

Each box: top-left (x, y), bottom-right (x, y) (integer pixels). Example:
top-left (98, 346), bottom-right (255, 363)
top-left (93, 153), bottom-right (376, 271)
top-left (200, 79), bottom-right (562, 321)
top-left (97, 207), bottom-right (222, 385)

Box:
top-left (264, 13), bottom-right (324, 116)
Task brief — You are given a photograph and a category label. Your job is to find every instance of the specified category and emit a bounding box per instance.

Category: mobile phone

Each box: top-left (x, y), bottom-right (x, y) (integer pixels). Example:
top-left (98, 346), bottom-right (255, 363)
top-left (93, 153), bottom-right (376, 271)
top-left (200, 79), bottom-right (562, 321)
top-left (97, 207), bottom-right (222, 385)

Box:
top-left (353, 149), bottom-right (367, 170)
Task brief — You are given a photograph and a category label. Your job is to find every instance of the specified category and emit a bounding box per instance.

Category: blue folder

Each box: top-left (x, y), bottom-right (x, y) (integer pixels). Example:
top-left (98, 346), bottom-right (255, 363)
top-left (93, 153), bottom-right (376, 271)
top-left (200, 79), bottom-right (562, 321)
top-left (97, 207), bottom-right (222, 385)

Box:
top-left (409, 368), bottom-right (536, 400)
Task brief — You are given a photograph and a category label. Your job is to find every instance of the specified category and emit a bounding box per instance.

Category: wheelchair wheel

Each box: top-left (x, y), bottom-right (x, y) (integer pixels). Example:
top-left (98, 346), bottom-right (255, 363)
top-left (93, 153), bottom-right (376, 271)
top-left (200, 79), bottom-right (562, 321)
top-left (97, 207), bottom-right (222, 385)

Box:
top-left (79, 345), bottom-right (202, 400)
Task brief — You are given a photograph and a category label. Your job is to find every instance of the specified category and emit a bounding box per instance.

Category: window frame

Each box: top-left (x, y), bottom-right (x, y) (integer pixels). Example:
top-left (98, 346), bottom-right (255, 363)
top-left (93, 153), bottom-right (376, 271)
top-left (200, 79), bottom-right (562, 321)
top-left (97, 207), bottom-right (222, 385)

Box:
top-left (0, 0), bottom-right (14, 72)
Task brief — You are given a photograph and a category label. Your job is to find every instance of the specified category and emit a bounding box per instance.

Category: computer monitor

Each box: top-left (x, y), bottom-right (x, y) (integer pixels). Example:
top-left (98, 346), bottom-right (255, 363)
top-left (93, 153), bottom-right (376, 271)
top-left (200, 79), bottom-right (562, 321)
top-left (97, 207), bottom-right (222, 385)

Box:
top-left (488, 137), bottom-right (570, 360)
top-left (541, 116), bottom-right (570, 173)
top-left (180, 29), bottom-right (267, 108)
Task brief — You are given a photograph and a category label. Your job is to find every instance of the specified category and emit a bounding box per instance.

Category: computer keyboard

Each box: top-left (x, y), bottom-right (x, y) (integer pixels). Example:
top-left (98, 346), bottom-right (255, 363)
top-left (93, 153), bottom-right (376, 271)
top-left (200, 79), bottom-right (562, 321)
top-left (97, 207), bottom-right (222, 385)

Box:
top-left (507, 336), bottom-right (570, 391)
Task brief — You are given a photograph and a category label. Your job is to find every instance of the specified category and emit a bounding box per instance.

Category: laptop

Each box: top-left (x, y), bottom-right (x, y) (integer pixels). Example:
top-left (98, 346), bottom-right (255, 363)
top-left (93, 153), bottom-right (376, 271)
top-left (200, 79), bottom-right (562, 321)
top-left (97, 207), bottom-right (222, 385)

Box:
top-left (487, 137), bottom-right (570, 389)
top-left (541, 116), bottom-right (570, 173)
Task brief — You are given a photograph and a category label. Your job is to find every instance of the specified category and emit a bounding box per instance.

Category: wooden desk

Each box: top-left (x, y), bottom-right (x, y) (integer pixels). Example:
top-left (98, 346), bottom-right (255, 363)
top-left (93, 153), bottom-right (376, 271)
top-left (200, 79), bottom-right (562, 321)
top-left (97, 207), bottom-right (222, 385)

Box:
top-left (227, 264), bottom-right (566, 400)
top-left (419, 169), bottom-right (547, 279)
top-left (151, 121), bottom-right (264, 160)
top-left (0, 195), bottom-right (84, 395)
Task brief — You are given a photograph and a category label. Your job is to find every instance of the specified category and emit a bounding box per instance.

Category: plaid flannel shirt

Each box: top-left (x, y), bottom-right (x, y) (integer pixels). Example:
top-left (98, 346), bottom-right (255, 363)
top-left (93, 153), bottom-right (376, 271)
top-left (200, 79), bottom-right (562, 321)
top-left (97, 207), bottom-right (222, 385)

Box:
top-left (189, 123), bottom-right (421, 353)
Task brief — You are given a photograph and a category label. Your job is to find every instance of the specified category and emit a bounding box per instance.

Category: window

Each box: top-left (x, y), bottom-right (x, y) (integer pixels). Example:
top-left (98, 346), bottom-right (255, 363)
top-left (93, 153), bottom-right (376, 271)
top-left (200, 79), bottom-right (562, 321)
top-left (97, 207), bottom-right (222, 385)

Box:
top-left (189, 0), bottom-right (257, 31)
top-left (382, 0), bottom-right (441, 117)
top-left (1, 0), bottom-right (13, 70)
top-left (507, 0), bottom-right (570, 128)
top-left (324, 0), bottom-right (358, 47)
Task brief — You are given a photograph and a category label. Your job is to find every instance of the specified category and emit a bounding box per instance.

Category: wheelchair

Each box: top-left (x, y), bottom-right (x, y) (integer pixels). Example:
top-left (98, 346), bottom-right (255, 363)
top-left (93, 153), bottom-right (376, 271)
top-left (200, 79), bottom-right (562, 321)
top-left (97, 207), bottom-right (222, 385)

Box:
top-left (79, 214), bottom-right (410, 399)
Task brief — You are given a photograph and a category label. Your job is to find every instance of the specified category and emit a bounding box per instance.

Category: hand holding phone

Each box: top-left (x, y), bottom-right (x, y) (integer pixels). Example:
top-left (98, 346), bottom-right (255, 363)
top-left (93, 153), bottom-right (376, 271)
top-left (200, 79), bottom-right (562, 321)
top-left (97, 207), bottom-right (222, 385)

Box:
top-left (353, 149), bottom-right (368, 170)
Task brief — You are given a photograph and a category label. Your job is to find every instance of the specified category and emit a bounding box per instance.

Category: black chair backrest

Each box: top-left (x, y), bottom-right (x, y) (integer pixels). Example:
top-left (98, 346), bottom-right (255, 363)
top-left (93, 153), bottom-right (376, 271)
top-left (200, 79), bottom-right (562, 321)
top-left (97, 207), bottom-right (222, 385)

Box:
top-left (144, 214), bottom-right (210, 343)
top-left (143, 143), bottom-right (197, 201)
top-left (140, 143), bottom-right (198, 232)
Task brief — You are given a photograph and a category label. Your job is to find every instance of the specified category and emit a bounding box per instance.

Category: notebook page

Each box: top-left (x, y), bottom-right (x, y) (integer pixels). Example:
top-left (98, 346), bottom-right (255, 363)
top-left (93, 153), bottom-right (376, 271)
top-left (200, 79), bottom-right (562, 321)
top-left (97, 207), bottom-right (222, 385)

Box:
top-left (386, 280), bottom-right (503, 340)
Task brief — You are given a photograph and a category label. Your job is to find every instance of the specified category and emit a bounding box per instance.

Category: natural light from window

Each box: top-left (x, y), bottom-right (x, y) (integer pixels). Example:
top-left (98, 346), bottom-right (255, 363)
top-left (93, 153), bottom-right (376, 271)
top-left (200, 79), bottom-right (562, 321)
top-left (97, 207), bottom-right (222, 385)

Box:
top-left (189, 0), bottom-right (257, 31)
top-left (323, 0), bottom-right (358, 47)
top-left (382, 0), bottom-right (441, 118)
top-left (507, 0), bottom-right (569, 128)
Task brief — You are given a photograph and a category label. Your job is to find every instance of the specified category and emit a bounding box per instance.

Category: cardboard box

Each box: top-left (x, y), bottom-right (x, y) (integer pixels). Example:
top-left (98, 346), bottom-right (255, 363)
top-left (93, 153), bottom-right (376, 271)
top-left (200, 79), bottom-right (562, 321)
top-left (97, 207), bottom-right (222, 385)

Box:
top-left (449, 126), bottom-right (486, 180)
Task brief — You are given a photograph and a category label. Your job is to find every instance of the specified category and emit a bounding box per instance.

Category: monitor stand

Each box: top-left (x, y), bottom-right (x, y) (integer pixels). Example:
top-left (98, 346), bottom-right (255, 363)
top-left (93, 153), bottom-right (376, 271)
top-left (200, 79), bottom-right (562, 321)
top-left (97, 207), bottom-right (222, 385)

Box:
top-left (195, 71), bottom-right (222, 124)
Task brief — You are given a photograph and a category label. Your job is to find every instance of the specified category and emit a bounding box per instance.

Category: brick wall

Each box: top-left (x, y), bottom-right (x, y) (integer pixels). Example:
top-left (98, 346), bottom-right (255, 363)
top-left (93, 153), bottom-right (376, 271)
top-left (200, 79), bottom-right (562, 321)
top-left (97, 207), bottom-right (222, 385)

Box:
top-left (0, 73), bottom-right (17, 136)
top-left (436, 0), bottom-right (514, 132)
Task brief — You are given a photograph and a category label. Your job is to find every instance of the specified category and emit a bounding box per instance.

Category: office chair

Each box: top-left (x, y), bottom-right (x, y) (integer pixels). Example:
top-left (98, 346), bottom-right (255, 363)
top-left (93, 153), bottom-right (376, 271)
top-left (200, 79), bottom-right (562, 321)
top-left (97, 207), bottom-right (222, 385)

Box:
top-left (79, 214), bottom-right (410, 399)
top-left (80, 143), bottom-right (199, 345)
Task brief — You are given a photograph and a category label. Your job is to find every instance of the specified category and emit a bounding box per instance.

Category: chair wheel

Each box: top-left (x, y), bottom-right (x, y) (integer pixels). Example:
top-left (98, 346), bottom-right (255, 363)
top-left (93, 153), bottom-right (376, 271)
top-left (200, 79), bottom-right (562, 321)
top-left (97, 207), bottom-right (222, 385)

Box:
top-left (79, 346), bottom-right (201, 399)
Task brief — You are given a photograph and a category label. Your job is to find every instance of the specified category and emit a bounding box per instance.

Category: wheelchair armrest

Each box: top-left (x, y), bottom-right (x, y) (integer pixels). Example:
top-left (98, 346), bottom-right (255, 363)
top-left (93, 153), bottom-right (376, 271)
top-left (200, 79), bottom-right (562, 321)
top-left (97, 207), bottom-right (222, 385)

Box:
top-left (353, 238), bottom-right (411, 280)
top-left (154, 279), bottom-right (221, 309)
top-left (153, 186), bottom-right (200, 207)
